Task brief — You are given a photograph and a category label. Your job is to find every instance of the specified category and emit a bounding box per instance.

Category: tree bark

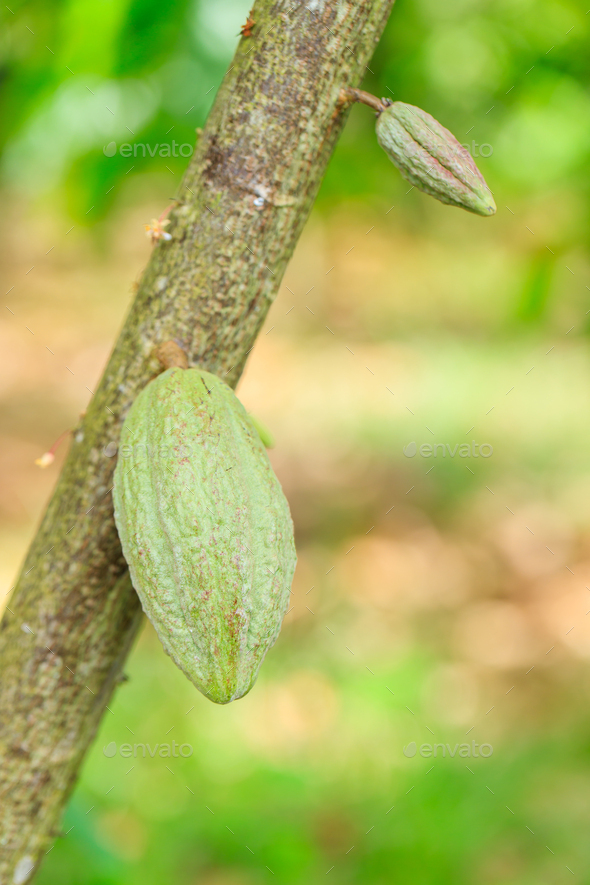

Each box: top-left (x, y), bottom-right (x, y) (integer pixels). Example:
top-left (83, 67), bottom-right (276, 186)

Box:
top-left (0, 1), bottom-right (394, 881)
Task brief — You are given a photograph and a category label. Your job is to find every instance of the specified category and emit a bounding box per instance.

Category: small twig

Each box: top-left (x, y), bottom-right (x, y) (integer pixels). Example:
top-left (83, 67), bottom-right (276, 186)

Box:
top-left (339, 87), bottom-right (388, 113)
top-left (35, 428), bottom-right (73, 468)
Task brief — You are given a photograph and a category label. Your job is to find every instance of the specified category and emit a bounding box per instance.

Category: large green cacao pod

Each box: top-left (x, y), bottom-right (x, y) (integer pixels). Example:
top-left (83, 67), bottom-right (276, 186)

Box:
top-left (113, 367), bottom-right (296, 704)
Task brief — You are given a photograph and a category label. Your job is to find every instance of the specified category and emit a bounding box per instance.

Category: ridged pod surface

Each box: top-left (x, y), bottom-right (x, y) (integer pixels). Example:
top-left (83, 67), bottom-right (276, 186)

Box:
top-left (376, 101), bottom-right (496, 216)
top-left (113, 367), bottom-right (296, 704)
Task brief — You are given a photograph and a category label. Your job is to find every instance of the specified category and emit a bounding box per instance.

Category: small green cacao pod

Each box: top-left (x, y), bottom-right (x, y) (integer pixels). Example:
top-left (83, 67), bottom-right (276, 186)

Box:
top-left (113, 367), bottom-right (296, 704)
top-left (376, 101), bottom-right (496, 217)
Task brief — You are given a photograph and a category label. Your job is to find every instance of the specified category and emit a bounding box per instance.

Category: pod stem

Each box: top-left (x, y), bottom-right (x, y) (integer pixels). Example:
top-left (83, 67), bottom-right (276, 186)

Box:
top-left (339, 87), bottom-right (388, 114)
top-left (155, 340), bottom-right (189, 370)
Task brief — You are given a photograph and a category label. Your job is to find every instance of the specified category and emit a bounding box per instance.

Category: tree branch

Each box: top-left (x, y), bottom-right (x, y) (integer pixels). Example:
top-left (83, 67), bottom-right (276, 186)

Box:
top-left (0, 1), bottom-right (395, 880)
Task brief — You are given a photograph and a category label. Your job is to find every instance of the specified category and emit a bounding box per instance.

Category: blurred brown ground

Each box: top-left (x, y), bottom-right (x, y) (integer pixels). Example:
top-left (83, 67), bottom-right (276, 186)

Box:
top-left (3, 186), bottom-right (590, 738)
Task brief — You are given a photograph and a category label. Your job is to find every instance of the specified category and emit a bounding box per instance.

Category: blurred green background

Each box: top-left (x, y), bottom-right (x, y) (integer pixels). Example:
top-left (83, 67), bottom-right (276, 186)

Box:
top-left (2, 0), bottom-right (590, 882)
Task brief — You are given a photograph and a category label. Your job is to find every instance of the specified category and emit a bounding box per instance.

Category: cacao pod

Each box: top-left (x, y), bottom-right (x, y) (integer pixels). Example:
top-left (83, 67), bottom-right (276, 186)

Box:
top-left (113, 367), bottom-right (296, 704)
top-left (376, 101), bottom-right (496, 216)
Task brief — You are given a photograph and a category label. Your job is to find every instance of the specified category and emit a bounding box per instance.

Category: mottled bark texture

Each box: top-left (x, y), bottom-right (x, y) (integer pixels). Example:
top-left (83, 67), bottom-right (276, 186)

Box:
top-left (0, 1), bottom-right (394, 881)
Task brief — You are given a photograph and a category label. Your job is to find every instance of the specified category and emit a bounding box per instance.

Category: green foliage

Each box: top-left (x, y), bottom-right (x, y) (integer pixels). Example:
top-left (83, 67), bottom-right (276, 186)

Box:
top-left (2, 0), bottom-right (590, 225)
top-left (515, 251), bottom-right (556, 324)
top-left (0, 0), bottom-right (241, 216)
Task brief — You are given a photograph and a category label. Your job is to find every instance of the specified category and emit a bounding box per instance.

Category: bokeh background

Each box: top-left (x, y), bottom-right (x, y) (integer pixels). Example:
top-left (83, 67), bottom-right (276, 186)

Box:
top-left (2, 0), bottom-right (590, 882)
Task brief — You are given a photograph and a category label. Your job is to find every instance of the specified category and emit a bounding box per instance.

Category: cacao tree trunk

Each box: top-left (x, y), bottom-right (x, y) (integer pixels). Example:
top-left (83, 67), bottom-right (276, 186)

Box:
top-left (0, 1), bottom-right (394, 880)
